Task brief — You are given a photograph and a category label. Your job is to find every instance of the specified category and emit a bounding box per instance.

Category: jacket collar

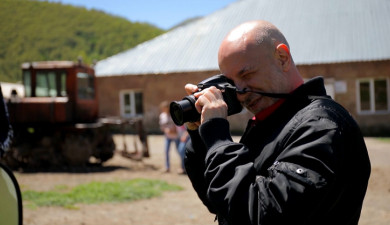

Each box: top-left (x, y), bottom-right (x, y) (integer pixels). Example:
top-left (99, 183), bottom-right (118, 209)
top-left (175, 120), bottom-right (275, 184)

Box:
top-left (249, 76), bottom-right (327, 124)
top-left (252, 76), bottom-right (326, 122)
top-left (290, 76), bottom-right (327, 98)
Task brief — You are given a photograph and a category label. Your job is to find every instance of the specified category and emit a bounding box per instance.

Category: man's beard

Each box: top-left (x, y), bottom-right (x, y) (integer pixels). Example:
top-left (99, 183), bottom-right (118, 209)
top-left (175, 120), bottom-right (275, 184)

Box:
top-left (241, 93), bottom-right (260, 113)
top-left (241, 93), bottom-right (277, 114)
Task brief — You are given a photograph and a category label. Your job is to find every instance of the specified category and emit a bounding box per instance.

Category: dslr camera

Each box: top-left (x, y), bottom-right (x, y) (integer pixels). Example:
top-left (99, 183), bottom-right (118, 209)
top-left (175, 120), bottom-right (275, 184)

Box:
top-left (170, 74), bottom-right (243, 126)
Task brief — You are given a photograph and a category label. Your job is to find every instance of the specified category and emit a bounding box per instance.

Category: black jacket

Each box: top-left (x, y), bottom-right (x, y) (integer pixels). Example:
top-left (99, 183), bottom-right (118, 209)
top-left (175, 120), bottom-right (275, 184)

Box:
top-left (185, 77), bottom-right (371, 225)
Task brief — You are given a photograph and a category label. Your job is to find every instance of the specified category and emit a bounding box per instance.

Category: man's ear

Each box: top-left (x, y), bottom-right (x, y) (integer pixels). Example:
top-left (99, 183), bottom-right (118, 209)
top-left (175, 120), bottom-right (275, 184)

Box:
top-left (276, 43), bottom-right (291, 71)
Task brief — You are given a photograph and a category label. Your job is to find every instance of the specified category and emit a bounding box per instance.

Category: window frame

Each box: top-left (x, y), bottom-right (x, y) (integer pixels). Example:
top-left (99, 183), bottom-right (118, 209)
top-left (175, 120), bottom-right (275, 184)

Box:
top-left (23, 70), bottom-right (32, 97)
top-left (356, 77), bottom-right (390, 115)
top-left (119, 89), bottom-right (144, 118)
top-left (34, 70), bottom-right (67, 97)
top-left (76, 72), bottom-right (95, 100)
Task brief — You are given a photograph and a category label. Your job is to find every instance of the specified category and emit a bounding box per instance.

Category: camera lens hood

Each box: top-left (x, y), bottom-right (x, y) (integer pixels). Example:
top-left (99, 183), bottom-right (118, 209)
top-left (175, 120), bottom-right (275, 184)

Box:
top-left (170, 95), bottom-right (200, 126)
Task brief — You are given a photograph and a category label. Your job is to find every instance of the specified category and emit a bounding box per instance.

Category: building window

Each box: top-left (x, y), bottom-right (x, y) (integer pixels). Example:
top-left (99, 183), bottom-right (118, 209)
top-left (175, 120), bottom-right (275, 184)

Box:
top-left (357, 78), bottom-right (389, 114)
top-left (120, 90), bottom-right (143, 117)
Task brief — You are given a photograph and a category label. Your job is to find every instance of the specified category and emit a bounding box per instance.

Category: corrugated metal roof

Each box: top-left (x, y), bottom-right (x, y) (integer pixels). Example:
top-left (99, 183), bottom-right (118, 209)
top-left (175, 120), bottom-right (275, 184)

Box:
top-left (96, 0), bottom-right (390, 77)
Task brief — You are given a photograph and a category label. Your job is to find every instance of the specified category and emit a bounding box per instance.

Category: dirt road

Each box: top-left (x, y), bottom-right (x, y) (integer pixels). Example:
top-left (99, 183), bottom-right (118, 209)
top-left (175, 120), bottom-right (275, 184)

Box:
top-left (16, 135), bottom-right (390, 225)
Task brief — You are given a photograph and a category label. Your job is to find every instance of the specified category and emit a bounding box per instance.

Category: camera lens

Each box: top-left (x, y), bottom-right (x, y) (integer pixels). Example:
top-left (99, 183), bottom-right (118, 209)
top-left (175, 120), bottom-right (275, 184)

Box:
top-left (170, 95), bottom-right (200, 126)
top-left (170, 103), bottom-right (184, 125)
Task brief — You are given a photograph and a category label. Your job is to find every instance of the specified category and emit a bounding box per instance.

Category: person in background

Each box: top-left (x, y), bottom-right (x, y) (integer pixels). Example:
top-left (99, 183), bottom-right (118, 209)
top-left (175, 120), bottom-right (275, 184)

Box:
top-left (177, 125), bottom-right (189, 175)
top-left (183, 20), bottom-right (371, 225)
top-left (0, 85), bottom-right (13, 158)
top-left (159, 101), bottom-right (180, 173)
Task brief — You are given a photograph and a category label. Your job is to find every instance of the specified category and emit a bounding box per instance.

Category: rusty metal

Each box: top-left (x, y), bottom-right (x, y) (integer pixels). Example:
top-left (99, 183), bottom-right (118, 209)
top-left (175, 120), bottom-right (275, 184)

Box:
top-left (100, 117), bottom-right (150, 161)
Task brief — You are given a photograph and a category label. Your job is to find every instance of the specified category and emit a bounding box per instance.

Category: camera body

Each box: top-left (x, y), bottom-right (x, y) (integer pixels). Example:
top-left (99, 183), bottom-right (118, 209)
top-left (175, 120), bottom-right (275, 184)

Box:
top-left (170, 74), bottom-right (243, 126)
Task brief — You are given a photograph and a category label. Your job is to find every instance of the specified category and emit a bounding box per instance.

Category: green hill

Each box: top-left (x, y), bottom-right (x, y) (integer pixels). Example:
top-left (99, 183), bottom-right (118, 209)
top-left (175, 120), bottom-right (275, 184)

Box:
top-left (0, 0), bottom-right (165, 82)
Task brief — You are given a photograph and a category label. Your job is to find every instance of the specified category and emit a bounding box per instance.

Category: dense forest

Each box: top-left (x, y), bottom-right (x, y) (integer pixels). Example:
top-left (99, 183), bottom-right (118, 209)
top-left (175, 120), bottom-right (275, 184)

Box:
top-left (0, 0), bottom-right (165, 82)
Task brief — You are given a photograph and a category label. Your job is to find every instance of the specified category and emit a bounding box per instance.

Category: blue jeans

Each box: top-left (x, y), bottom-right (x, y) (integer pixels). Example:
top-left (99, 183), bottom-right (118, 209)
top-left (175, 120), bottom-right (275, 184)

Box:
top-left (164, 137), bottom-right (180, 170)
top-left (177, 137), bottom-right (189, 171)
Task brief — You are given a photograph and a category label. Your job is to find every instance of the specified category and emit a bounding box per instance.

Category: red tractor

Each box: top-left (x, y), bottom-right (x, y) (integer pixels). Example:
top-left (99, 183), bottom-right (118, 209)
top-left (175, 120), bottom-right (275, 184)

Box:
top-left (3, 61), bottom-right (148, 169)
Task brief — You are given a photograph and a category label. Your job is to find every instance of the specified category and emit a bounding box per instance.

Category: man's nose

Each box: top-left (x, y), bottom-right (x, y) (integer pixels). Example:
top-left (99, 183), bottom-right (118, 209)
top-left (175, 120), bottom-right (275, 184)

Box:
top-left (234, 80), bottom-right (247, 92)
top-left (235, 84), bottom-right (248, 101)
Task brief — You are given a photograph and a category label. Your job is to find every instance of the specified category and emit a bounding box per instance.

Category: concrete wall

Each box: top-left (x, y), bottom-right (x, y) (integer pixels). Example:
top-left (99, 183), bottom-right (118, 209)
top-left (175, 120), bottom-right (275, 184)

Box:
top-left (97, 71), bottom-right (252, 134)
top-left (97, 60), bottom-right (390, 136)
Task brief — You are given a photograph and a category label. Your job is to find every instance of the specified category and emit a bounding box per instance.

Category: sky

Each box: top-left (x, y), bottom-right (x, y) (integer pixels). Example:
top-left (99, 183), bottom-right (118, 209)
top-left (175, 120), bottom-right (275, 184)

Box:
top-left (46, 0), bottom-right (238, 30)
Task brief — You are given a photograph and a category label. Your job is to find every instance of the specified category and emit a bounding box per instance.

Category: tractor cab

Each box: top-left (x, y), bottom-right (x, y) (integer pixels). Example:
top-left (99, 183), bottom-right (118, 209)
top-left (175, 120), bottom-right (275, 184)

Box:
top-left (8, 61), bottom-right (98, 124)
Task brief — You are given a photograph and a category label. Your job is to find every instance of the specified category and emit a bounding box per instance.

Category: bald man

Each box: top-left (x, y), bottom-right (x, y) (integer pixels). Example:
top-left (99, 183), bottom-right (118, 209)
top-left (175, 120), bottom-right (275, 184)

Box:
top-left (183, 21), bottom-right (370, 225)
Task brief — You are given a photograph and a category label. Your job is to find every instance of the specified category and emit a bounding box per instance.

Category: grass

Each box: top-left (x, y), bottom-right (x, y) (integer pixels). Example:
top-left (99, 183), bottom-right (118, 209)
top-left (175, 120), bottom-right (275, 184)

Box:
top-left (377, 137), bottom-right (390, 143)
top-left (22, 178), bottom-right (182, 209)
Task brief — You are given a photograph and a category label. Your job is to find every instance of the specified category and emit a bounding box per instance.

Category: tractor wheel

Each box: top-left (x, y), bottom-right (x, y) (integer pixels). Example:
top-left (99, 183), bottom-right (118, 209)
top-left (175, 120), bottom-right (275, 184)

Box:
top-left (94, 132), bottom-right (115, 162)
top-left (61, 135), bottom-right (92, 166)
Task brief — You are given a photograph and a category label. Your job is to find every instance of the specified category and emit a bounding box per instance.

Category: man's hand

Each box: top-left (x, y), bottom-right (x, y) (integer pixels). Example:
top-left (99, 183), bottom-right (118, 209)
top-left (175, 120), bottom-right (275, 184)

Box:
top-left (184, 84), bottom-right (228, 130)
top-left (184, 84), bottom-right (201, 130)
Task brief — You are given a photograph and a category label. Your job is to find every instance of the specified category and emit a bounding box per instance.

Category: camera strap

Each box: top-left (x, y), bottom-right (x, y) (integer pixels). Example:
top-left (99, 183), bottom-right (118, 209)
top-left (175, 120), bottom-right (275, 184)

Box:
top-left (236, 89), bottom-right (291, 98)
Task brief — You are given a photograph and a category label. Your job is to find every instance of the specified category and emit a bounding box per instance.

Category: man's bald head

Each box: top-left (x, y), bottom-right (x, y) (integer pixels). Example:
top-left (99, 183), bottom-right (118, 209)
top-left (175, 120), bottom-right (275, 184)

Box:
top-left (219, 20), bottom-right (290, 63)
top-left (227, 21), bottom-right (288, 46)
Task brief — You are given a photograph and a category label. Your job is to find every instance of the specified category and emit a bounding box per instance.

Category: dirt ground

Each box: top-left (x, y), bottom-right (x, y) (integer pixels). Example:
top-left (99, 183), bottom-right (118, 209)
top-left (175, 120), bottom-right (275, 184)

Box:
top-left (15, 135), bottom-right (390, 225)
